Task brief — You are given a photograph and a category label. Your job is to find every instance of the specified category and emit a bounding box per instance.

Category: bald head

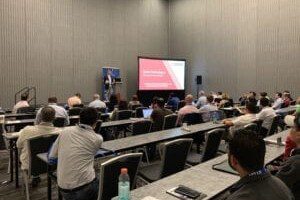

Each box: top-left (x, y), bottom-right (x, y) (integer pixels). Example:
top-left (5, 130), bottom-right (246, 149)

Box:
top-left (185, 94), bottom-right (194, 105)
top-left (93, 94), bottom-right (100, 100)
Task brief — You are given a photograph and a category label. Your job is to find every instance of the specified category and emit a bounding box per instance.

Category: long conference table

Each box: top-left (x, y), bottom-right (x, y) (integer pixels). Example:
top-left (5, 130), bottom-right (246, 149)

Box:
top-left (111, 131), bottom-right (288, 200)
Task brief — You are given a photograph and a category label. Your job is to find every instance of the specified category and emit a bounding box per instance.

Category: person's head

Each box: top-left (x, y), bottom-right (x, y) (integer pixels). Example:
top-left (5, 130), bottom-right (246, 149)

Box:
top-left (132, 95), bottom-right (138, 101)
top-left (75, 93), bottom-right (81, 99)
top-left (260, 92), bottom-right (267, 98)
top-left (118, 100), bottom-right (128, 110)
top-left (222, 93), bottom-right (229, 100)
top-left (275, 92), bottom-right (282, 99)
top-left (155, 98), bottom-right (165, 109)
top-left (169, 93), bottom-right (175, 98)
top-left (40, 106), bottom-right (56, 123)
top-left (245, 102), bottom-right (257, 114)
top-left (185, 94), bottom-right (194, 105)
top-left (260, 97), bottom-right (270, 108)
top-left (93, 94), bottom-right (100, 100)
top-left (48, 97), bottom-right (58, 104)
top-left (248, 96), bottom-right (257, 104)
top-left (296, 97), bottom-right (300, 105)
top-left (79, 107), bottom-right (98, 127)
top-left (21, 93), bottom-right (29, 101)
top-left (249, 91), bottom-right (256, 98)
top-left (283, 93), bottom-right (291, 100)
top-left (107, 69), bottom-right (112, 75)
top-left (207, 95), bottom-right (214, 104)
top-left (199, 90), bottom-right (205, 96)
top-left (228, 129), bottom-right (266, 176)
top-left (109, 94), bottom-right (118, 105)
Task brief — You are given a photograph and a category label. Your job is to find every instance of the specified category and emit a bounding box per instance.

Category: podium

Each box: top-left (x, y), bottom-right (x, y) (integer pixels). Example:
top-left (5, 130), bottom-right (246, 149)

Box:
top-left (114, 82), bottom-right (123, 101)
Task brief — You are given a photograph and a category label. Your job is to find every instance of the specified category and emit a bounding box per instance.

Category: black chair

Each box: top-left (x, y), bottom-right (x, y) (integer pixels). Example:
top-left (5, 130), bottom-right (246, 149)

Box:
top-left (23, 134), bottom-right (58, 200)
top-left (96, 107), bottom-right (107, 113)
top-left (177, 101), bottom-right (186, 110)
top-left (182, 112), bottom-right (203, 125)
top-left (98, 153), bottom-right (142, 200)
top-left (130, 104), bottom-right (142, 111)
top-left (73, 104), bottom-right (84, 108)
top-left (267, 115), bottom-right (280, 136)
top-left (162, 114), bottom-right (178, 130)
top-left (243, 123), bottom-right (258, 132)
top-left (116, 110), bottom-right (132, 120)
top-left (187, 128), bottom-right (225, 165)
top-left (68, 107), bottom-right (82, 116)
top-left (135, 107), bottom-right (148, 118)
top-left (53, 117), bottom-right (66, 127)
top-left (17, 106), bottom-right (36, 114)
top-left (131, 120), bottom-right (152, 136)
top-left (94, 120), bottom-right (103, 134)
top-left (138, 139), bottom-right (193, 183)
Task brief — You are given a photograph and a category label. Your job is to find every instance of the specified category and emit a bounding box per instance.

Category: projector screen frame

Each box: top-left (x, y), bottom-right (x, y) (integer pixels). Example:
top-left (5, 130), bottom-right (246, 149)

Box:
top-left (137, 56), bottom-right (187, 91)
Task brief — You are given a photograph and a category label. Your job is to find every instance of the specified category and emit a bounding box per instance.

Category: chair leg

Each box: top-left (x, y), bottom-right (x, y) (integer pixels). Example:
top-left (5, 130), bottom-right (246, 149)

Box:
top-left (22, 170), bottom-right (30, 200)
top-left (7, 157), bottom-right (10, 174)
top-left (142, 147), bottom-right (150, 164)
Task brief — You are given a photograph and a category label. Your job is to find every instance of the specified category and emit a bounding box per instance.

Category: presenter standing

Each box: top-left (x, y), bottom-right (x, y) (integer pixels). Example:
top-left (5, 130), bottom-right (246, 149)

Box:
top-left (103, 69), bottom-right (115, 101)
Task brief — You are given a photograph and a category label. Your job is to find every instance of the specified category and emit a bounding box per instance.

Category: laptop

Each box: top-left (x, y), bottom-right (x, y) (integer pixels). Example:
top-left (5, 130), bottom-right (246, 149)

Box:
top-left (143, 109), bottom-right (153, 119)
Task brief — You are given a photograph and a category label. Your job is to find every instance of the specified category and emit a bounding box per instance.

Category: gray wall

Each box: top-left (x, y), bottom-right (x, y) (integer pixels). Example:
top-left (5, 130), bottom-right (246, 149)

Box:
top-left (169, 0), bottom-right (300, 100)
top-left (0, 0), bottom-right (169, 108)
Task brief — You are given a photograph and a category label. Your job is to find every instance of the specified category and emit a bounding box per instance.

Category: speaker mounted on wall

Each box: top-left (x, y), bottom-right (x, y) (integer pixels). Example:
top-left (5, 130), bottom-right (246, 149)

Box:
top-left (196, 75), bottom-right (202, 85)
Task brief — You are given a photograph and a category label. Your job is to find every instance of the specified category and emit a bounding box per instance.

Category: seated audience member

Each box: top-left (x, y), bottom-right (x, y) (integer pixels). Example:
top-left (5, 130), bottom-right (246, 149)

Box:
top-left (177, 94), bottom-right (199, 125)
top-left (217, 91), bottom-right (223, 99)
top-left (150, 96), bottom-right (159, 109)
top-left (12, 93), bottom-right (30, 113)
top-left (166, 93), bottom-right (180, 111)
top-left (282, 92), bottom-right (292, 108)
top-left (223, 129), bottom-right (294, 200)
top-left (272, 92), bottom-right (284, 110)
top-left (218, 93), bottom-right (230, 108)
top-left (128, 95), bottom-right (141, 110)
top-left (49, 107), bottom-right (102, 200)
top-left (196, 90), bottom-right (207, 108)
top-left (199, 95), bottom-right (218, 122)
top-left (223, 103), bottom-right (257, 135)
top-left (107, 94), bottom-right (118, 112)
top-left (35, 97), bottom-right (70, 126)
top-left (110, 100), bottom-right (128, 121)
top-left (256, 98), bottom-right (276, 136)
top-left (283, 113), bottom-right (300, 160)
top-left (277, 119), bottom-right (300, 199)
top-left (67, 93), bottom-right (82, 108)
top-left (150, 98), bottom-right (173, 132)
top-left (88, 94), bottom-right (106, 109)
top-left (239, 93), bottom-right (248, 106)
top-left (257, 92), bottom-right (269, 107)
top-left (17, 107), bottom-right (59, 186)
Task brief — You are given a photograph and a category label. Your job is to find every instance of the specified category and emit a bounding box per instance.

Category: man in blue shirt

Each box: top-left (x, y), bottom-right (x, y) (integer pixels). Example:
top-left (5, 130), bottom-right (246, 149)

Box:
top-left (166, 93), bottom-right (180, 111)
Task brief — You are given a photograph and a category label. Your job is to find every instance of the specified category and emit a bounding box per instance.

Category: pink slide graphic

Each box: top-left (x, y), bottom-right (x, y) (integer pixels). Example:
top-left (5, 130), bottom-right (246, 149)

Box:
top-left (139, 58), bottom-right (185, 90)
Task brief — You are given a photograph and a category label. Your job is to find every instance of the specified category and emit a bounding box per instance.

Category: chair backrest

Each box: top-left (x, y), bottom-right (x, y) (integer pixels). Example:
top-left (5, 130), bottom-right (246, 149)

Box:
top-left (68, 107), bottom-right (82, 116)
top-left (17, 106), bottom-right (36, 114)
top-left (160, 139), bottom-right (193, 179)
top-left (28, 134), bottom-right (58, 176)
top-left (96, 107), bottom-right (107, 113)
top-left (94, 120), bottom-right (103, 134)
top-left (73, 104), bottom-right (84, 108)
top-left (163, 114), bottom-right (178, 130)
top-left (201, 128), bottom-right (225, 162)
top-left (131, 104), bottom-right (142, 111)
top-left (243, 123), bottom-right (258, 132)
top-left (182, 112), bottom-right (203, 125)
top-left (53, 117), bottom-right (66, 127)
top-left (98, 153), bottom-right (142, 200)
top-left (135, 107), bottom-right (148, 118)
top-left (116, 110), bottom-right (132, 120)
top-left (267, 115), bottom-right (280, 136)
top-left (132, 120), bottom-right (152, 135)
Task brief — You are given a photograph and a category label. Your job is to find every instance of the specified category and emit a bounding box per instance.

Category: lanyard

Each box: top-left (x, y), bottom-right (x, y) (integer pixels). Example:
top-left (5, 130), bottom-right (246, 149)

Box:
top-left (248, 168), bottom-right (267, 177)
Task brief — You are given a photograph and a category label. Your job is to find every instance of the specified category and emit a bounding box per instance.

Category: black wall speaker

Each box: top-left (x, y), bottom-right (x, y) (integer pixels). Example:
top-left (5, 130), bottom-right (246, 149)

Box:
top-left (196, 75), bottom-right (202, 85)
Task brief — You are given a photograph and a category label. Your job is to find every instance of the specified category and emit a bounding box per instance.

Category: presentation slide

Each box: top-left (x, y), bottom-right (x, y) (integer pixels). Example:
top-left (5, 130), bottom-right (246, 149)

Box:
top-left (139, 58), bottom-right (185, 90)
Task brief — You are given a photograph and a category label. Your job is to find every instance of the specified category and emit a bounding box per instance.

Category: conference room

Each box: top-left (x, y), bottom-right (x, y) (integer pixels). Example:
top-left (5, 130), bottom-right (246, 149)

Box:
top-left (0, 0), bottom-right (299, 200)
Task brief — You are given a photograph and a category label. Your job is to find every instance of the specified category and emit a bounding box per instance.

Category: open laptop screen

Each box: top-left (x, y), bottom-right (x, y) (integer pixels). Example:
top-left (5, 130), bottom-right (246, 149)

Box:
top-left (142, 109), bottom-right (153, 118)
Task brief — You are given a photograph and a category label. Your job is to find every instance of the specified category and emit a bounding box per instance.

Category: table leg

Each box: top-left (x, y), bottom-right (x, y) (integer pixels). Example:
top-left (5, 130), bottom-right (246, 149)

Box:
top-left (14, 142), bottom-right (19, 188)
top-left (47, 166), bottom-right (52, 200)
top-left (9, 140), bottom-right (14, 182)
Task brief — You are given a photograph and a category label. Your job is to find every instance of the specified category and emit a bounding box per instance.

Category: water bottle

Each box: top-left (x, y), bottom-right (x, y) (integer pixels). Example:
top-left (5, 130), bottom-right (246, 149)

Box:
top-left (118, 168), bottom-right (130, 200)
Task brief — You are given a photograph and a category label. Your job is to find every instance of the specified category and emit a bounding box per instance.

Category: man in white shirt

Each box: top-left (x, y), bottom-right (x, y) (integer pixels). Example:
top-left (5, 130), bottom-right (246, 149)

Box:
top-left (196, 90), bottom-right (207, 108)
top-left (272, 92), bottom-right (283, 110)
top-left (199, 95), bottom-right (218, 122)
top-left (256, 98), bottom-right (276, 136)
top-left (223, 103), bottom-right (257, 135)
top-left (88, 94), bottom-right (106, 109)
top-left (177, 94), bottom-right (199, 125)
top-left (49, 107), bottom-right (102, 200)
top-left (12, 93), bottom-right (30, 114)
top-left (35, 97), bottom-right (69, 126)
top-left (17, 107), bottom-right (59, 186)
